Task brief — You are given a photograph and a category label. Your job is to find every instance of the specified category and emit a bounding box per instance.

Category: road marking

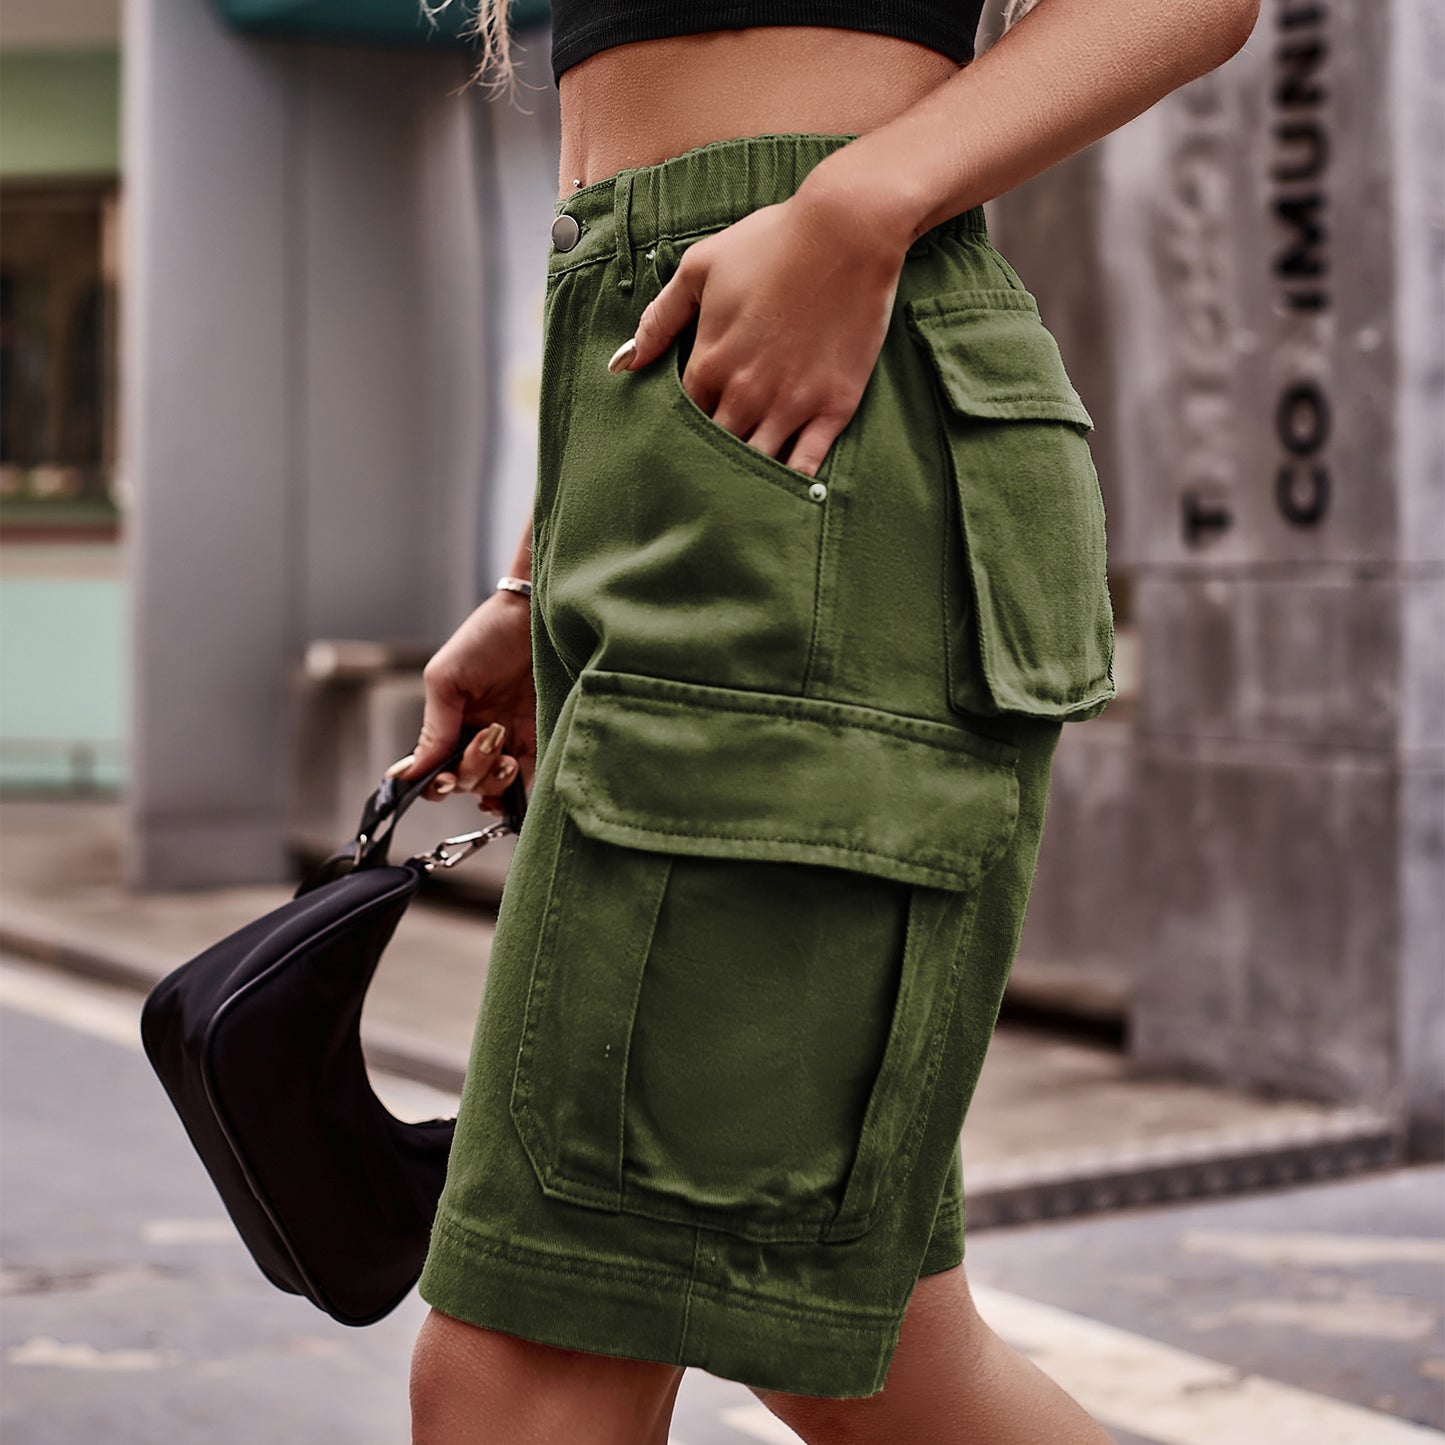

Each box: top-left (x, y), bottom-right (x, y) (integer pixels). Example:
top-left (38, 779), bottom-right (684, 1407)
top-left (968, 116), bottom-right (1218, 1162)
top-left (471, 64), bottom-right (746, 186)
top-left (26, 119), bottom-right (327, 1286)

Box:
top-left (5, 1336), bottom-right (184, 1371)
top-left (0, 957), bottom-right (143, 1050)
top-left (1181, 1231), bottom-right (1445, 1269)
top-left (1187, 1293), bottom-right (1439, 1343)
top-left (718, 1404), bottom-right (805, 1441)
top-left (0, 956), bottom-right (461, 1118)
top-left (974, 1284), bottom-right (1445, 1444)
top-left (140, 1218), bottom-right (239, 1244)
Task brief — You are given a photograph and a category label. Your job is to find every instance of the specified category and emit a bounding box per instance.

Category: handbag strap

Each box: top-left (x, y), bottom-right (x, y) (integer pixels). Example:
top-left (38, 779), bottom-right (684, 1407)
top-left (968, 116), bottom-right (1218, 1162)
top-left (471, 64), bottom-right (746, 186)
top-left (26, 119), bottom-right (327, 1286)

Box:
top-left (294, 727), bottom-right (525, 897)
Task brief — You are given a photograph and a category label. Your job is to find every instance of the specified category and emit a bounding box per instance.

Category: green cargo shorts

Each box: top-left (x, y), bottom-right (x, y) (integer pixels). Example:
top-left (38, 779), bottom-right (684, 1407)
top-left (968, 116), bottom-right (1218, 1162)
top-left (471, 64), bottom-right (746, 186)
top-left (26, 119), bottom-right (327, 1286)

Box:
top-left (417, 131), bottom-right (1115, 1399)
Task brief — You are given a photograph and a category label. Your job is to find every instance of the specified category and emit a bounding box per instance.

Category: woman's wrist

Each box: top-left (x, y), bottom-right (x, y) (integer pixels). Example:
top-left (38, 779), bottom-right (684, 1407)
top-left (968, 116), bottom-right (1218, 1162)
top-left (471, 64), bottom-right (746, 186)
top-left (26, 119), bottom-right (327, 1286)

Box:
top-left (792, 144), bottom-right (937, 257)
top-left (489, 584), bottom-right (530, 616)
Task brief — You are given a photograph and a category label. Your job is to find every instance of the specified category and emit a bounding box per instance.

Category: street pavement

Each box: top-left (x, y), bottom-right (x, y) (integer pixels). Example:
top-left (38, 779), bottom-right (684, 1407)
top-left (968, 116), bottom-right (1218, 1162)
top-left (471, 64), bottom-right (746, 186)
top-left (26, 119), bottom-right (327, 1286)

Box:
top-left (3, 952), bottom-right (1441, 1444)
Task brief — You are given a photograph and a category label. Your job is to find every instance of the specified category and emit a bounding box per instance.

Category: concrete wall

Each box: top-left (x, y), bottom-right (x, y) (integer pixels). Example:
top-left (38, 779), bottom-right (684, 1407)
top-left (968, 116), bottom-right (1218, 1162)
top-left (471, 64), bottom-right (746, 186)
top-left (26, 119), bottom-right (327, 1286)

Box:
top-left (1002, 0), bottom-right (1444, 1146)
top-left (122, 0), bottom-right (554, 886)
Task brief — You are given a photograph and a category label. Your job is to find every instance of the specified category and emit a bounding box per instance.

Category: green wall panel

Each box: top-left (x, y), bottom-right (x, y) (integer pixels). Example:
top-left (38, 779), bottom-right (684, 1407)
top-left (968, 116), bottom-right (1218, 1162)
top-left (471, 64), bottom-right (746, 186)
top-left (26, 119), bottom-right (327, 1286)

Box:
top-left (0, 564), bottom-right (128, 791)
top-left (0, 50), bottom-right (120, 180)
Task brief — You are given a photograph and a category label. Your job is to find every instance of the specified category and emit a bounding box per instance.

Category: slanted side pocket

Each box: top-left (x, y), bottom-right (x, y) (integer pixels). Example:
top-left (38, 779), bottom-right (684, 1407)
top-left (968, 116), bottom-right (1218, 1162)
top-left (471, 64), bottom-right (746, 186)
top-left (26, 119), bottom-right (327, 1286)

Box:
top-left (906, 289), bottom-right (1116, 722)
top-left (508, 670), bottom-right (1022, 1244)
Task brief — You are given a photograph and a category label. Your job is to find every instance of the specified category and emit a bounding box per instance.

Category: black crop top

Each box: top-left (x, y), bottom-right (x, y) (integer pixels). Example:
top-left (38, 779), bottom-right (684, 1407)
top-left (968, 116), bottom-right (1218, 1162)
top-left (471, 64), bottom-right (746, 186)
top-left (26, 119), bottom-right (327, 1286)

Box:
top-left (548, 2), bottom-right (983, 87)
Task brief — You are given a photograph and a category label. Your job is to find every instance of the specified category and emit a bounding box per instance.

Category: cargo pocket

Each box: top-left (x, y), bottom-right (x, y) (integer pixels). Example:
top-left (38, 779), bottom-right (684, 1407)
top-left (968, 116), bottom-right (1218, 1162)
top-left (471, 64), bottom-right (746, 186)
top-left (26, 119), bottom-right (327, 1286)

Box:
top-left (668, 314), bottom-right (846, 499)
top-left (508, 669), bottom-right (1022, 1244)
top-left (534, 278), bottom-right (824, 697)
top-left (905, 288), bottom-right (1116, 722)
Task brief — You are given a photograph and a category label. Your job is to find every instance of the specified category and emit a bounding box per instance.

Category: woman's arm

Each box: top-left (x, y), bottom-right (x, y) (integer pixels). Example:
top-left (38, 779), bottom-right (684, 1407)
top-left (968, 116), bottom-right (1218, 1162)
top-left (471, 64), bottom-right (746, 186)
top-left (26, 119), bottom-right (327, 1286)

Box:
top-left (621, 0), bottom-right (1262, 478)
top-left (794, 0), bottom-right (1263, 250)
top-left (388, 514), bottom-right (537, 802)
top-left (503, 517), bottom-right (532, 585)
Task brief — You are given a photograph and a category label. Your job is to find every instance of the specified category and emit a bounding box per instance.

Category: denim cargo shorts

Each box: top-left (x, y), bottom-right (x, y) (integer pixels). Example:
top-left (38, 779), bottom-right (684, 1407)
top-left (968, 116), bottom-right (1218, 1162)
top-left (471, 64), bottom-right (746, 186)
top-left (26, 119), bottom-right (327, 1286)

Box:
top-left (416, 131), bottom-right (1115, 1399)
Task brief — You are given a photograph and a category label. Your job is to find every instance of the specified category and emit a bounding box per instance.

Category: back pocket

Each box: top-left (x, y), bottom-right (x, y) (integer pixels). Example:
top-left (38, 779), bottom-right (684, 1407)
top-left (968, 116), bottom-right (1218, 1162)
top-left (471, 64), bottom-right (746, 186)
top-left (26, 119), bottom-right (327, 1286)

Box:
top-left (905, 288), bottom-right (1116, 722)
top-left (507, 669), bottom-right (1022, 1244)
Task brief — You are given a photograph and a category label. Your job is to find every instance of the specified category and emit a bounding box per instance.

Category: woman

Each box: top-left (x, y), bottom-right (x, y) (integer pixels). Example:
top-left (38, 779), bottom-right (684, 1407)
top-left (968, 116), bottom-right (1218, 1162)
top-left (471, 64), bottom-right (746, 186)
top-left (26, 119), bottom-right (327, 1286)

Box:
top-left (398, 0), bottom-right (1259, 1439)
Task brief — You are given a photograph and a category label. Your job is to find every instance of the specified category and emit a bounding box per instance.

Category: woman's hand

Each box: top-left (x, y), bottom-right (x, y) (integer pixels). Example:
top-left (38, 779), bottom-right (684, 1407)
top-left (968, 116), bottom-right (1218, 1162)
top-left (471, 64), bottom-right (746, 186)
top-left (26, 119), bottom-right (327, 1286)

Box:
top-left (385, 590), bottom-right (536, 813)
top-left (612, 185), bottom-right (914, 479)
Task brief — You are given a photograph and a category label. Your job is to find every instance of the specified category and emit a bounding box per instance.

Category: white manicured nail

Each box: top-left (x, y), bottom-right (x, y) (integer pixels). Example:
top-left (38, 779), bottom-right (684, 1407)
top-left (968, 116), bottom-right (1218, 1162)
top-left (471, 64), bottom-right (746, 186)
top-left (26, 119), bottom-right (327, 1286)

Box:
top-left (607, 337), bottom-right (638, 374)
top-left (384, 752), bottom-right (416, 778)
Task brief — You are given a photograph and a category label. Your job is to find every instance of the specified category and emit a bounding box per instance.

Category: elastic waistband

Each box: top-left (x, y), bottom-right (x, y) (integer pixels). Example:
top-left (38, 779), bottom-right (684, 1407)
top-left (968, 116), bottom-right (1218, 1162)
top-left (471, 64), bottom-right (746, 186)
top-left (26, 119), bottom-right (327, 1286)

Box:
top-left (548, 131), bottom-right (987, 288)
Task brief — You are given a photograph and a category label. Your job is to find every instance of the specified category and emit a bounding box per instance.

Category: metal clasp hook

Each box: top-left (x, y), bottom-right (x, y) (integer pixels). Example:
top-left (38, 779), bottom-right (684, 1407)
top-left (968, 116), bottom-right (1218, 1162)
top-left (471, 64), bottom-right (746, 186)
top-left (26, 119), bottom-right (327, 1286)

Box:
top-left (412, 819), bottom-right (514, 872)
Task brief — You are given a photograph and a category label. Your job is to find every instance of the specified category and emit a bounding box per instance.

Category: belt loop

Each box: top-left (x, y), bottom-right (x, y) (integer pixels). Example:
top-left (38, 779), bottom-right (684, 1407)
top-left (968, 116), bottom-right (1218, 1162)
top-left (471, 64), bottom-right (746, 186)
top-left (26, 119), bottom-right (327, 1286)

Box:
top-left (613, 169), bottom-right (636, 293)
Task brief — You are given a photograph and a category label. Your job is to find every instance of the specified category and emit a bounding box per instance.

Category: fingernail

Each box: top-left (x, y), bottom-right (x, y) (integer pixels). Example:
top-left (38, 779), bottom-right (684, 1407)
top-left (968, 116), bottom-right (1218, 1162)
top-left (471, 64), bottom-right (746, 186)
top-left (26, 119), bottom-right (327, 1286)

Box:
top-left (384, 752), bottom-right (416, 778)
top-left (477, 722), bottom-right (506, 754)
top-left (607, 337), bottom-right (638, 374)
top-left (495, 756), bottom-right (516, 781)
top-left (434, 773), bottom-right (456, 796)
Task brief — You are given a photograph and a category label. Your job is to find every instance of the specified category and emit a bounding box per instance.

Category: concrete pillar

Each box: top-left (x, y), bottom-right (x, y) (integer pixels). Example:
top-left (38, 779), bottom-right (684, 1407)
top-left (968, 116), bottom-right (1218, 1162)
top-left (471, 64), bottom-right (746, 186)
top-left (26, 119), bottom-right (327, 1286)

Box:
top-left (122, 0), bottom-right (544, 886)
top-left (1002, 0), bottom-right (1443, 1145)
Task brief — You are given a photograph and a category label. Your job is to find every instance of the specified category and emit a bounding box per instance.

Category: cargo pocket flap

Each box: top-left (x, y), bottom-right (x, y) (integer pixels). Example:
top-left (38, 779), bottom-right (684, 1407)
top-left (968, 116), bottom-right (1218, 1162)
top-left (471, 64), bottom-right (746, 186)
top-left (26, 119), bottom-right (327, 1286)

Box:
top-left (905, 290), bottom-right (1094, 431)
top-left (904, 287), bottom-right (1115, 723)
top-left (554, 670), bottom-right (1021, 894)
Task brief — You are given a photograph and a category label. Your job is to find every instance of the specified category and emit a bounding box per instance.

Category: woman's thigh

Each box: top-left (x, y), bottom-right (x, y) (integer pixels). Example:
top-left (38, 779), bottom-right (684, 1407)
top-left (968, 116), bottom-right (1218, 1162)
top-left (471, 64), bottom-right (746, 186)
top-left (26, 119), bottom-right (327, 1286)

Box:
top-left (750, 1262), bottom-right (1113, 1445)
top-left (746, 1262), bottom-right (985, 1439)
top-left (410, 1306), bottom-right (684, 1445)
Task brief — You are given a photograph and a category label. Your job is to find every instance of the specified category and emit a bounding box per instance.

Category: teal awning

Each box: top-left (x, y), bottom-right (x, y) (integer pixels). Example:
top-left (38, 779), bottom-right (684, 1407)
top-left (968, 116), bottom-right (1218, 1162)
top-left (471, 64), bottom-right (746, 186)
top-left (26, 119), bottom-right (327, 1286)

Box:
top-left (212, 0), bottom-right (550, 47)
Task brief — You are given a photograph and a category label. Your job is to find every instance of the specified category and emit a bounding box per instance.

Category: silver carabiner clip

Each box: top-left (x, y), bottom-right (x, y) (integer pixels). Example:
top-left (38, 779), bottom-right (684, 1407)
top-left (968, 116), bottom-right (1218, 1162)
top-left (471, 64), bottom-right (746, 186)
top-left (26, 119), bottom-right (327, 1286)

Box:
top-left (412, 819), bottom-right (514, 872)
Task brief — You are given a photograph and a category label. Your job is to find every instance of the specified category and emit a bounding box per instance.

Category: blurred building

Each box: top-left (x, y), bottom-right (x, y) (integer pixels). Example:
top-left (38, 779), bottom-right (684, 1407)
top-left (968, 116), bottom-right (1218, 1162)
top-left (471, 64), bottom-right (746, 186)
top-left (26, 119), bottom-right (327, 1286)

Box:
top-left (3, 2), bottom-right (1440, 1149)
top-left (0, 1), bottom-right (125, 791)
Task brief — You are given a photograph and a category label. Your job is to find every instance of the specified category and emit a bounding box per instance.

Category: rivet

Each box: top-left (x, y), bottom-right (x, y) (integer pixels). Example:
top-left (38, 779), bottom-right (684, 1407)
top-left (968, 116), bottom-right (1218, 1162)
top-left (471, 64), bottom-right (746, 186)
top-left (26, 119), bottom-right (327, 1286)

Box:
top-left (551, 213), bottom-right (581, 251)
top-left (808, 481), bottom-right (828, 503)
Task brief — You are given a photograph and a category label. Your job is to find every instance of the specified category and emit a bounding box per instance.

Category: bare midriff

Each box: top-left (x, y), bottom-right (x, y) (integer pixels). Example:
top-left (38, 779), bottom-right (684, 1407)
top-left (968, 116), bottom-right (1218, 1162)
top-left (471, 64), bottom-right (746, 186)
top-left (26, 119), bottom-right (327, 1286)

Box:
top-left (556, 27), bottom-right (962, 201)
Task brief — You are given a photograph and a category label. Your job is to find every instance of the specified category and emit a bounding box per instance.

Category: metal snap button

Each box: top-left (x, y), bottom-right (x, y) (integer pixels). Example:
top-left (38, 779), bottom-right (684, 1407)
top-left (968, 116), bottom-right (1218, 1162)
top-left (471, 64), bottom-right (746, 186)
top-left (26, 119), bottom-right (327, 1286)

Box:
top-left (551, 213), bottom-right (581, 252)
top-left (808, 481), bottom-right (828, 503)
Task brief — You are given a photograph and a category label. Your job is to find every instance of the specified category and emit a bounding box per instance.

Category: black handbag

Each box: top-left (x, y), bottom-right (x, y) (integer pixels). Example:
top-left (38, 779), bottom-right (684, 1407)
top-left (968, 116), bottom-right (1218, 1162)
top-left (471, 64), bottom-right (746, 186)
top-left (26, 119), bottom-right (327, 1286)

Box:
top-left (139, 727), bottom-right (526, 1327)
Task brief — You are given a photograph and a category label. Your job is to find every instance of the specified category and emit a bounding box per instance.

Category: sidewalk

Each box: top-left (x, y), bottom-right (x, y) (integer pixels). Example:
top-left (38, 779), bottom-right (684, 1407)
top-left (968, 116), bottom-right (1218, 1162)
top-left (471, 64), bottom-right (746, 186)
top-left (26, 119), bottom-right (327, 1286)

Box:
top-left (0, 797), bottom-right (1402, 1228)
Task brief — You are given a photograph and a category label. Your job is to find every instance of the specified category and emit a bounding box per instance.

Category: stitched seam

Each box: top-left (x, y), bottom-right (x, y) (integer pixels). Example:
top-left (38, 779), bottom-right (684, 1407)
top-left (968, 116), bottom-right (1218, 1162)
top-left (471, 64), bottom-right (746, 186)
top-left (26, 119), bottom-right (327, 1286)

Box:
top-left (613, 852), bottom-right (672, 1192)
top-left (616, 1179), bottom-right (832, 1243)
top-left (431, 1208), bottom-right (904, 1329)
top-left (509, 816), bottom-right (584, 1173)
top-left (432, 1208), bottom-right (692, 1290)
top-left (936, 377), bottom-right (963, 713)
top-left (676, 1229), bottom-right (701, 1363)
top-left (907, 292), bottom-right (1039, 321)
top-left (564, 801), bottom-right (983, 889)
top-left (833, 890), bottom-right (982, 1235)
top-left (801, 417), bottom-right (853, 699)
top-left (531, 1161), bottom-right (835, 1241)
top-left (829, 888), bottom-right (931, 1231)
top-left (547, 224), bottom-right (748, 282)
top-left (948, 392), bottom-right (1082, 406)
top-left (578, 679), bottom-right (1020, 767)
top-left (683, 1271), bottom-right (902, 1327)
